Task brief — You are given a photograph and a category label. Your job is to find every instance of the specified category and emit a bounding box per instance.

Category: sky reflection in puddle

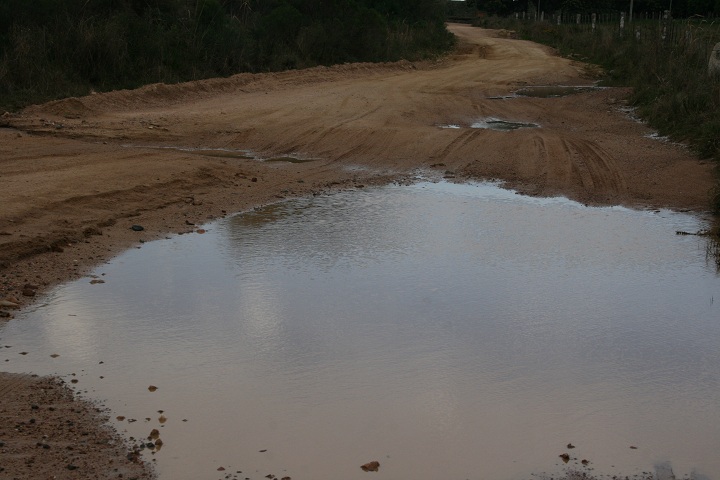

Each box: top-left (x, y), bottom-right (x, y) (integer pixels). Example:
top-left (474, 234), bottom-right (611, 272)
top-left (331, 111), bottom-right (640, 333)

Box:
top-left (2, 182), bottom-right (719, 480)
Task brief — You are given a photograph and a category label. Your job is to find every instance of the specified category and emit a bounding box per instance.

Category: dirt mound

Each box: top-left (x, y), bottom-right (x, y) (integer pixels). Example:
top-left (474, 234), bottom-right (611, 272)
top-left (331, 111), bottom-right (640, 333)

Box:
top-left (28, 60), bottom-right (420, 116)
top-left (28, 97), bottom-right (96, 119)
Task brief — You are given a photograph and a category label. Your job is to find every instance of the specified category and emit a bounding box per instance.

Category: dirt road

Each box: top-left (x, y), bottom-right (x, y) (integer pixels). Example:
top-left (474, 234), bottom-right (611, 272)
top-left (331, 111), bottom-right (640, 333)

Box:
top-left (0, 24), bottom-right (716, 478)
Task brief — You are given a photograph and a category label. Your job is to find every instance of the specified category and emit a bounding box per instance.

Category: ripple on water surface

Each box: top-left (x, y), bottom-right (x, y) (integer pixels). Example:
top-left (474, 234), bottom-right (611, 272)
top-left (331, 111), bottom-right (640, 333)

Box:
top-left (2, 182), bottom-right (719, 480)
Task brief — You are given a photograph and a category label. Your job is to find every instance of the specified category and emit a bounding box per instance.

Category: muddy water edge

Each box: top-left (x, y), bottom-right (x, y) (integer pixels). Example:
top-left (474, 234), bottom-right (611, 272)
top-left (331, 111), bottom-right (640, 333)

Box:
top-left (1, 181), bottom-right (719, 480)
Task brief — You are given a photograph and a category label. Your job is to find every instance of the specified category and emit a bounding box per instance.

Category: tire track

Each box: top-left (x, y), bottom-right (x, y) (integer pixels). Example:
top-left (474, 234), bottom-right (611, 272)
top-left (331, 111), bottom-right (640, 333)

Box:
top-left (563, 138), bottom-right (627, 195)
top-left (431, 129), bottom-right (484, 163)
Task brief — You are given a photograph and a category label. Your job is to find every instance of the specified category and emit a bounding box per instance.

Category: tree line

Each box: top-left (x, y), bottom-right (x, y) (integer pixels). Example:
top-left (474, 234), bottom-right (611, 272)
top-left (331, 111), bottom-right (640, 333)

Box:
top-left (469, 0), bottom-right (720, 17)
top-left (0, 0), bottom-right (454, 110)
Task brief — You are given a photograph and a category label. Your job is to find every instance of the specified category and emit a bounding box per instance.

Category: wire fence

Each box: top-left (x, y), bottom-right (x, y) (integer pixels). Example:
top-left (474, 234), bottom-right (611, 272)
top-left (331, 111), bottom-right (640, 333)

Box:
top-left (503, 10), bottom-right (720, 76)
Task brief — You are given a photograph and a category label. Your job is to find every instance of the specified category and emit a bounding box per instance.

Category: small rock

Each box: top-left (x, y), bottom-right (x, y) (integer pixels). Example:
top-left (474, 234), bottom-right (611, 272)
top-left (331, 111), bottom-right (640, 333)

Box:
top-left (567, 443), bottom-right (575, 449)
top-left (89, 279), bottom-right (105, 284)
top-left (251, 177), bottom-right (258, 182)
top-left (21, 288), bottom-right (36, 297)
top-left (559, 453), bottom-right (570, 463)
top-left (630, 445), bottom-right (638, 449)
top-left (361, 461), bottom-right (380, 472)
top-left (581, 459), bottom-right (589, 465)
top-left (130, 225), bottom-right (144, 232)
top-left (218, 467), bottom-right (226, 471)
top-left (147, 385), bottom-right (158, 392)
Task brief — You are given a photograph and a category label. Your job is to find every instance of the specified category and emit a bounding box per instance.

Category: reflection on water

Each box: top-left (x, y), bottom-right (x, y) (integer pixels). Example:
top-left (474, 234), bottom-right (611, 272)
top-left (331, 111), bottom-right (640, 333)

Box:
top-left (2, 182), bottom-right (719, 480)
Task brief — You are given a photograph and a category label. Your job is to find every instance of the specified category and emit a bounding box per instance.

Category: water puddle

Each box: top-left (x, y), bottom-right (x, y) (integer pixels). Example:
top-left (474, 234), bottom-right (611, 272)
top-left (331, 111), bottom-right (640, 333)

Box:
top-left (438, 117), bottom-right (539, 131)
top-left (487, 85), bottom-right (603, 100)
top-left (2, 182), bottom-right (719, 480)
top-left (515, 85), bottom-right (602, 98)
top-left (265, 156), bottom-right (315, 164)
top-left (470, 118), bottom-right (539, 130)
top-left (189, 149), bottom-right (255, 159)
top-left (122, 144), bottom-right (256, 159)
top-left (121, 145), bottom-right (317, 163)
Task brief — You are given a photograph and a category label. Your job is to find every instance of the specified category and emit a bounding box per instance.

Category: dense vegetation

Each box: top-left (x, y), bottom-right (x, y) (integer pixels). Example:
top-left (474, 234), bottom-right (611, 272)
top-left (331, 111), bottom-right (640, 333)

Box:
top-left (469, 0), bottom-right (720, 17)
top-left (472, 12), bottom-right (720, 212)
top-left (0, 0), bottom-right (454, 110)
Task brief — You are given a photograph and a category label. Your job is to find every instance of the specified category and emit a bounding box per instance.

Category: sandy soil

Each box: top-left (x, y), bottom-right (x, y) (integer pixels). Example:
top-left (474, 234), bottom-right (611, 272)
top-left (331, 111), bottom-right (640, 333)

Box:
top-left (0, 373), bottom-right (152, 479)
top-left (0, 25), bottom-right (716, 478)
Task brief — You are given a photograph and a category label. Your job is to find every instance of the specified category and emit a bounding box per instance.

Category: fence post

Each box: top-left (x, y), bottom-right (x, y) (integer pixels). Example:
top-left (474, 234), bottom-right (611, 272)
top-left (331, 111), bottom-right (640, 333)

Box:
top-left (620, 12), bottom-right (625, 31)
top-left (557, 12), bottom-right (561, 25)
top-left (592, 13), bottom-right (596, 31)
top-left (576, 13), bottom-right (581, 24)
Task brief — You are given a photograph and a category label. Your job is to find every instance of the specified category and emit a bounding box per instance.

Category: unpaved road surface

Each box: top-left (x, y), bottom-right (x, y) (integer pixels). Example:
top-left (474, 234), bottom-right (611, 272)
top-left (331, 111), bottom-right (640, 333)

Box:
top-left (0, 25), bottom-right (715, 478)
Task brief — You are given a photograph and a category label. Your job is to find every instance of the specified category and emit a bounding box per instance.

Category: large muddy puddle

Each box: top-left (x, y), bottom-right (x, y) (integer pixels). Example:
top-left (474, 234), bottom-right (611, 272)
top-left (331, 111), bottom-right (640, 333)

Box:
top-left (2, 182), bottom-right (719, 480)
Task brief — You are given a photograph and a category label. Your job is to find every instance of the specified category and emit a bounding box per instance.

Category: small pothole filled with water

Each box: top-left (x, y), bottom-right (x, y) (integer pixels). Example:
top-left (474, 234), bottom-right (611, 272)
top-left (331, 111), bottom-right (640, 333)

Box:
top-left (189, 149), bottom-right (255, 159)
top-left (264, 156), bottom-right (315, 164)
top-left (470, 118), bottom-right (539, 130)
top-left (122, 144), bottom-right (256, 159)
top-left (515, 85), bottom-right (602, 98)
top-left (438, 118), bottom-right (539, 131)
top-left (487, 85), bottom-right (603, 100)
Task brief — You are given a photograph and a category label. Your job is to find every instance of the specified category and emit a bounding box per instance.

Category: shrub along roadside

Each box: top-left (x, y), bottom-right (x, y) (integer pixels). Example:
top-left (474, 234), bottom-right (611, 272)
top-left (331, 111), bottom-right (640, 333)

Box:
top-left (476, 16), bottom-right (720, 213)
top-left (0, 0), bottom-right (455, 112)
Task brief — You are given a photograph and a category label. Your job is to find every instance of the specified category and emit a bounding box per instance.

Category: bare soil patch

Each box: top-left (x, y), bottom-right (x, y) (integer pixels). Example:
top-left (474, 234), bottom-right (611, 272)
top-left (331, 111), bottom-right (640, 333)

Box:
top-left (0, 373), bottom-right (151, 479)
